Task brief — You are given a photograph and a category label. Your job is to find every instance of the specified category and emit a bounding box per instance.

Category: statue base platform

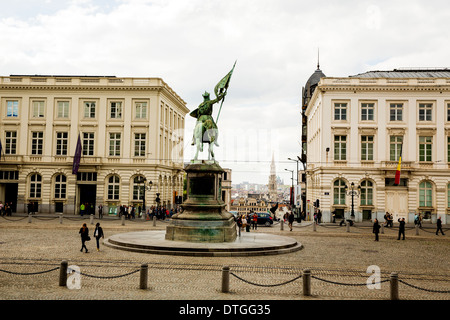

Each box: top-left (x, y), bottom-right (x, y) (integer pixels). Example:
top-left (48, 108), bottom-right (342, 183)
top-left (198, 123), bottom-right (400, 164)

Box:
top-left (165, 160), bottom-right (237, 243)
top-left (104, 231), bottom-right (303, 257)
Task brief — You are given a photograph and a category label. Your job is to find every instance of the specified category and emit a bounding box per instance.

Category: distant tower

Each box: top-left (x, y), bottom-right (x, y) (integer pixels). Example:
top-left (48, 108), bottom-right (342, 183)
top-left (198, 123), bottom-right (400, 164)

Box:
top-left (268, 153), bottom-right (277, 201)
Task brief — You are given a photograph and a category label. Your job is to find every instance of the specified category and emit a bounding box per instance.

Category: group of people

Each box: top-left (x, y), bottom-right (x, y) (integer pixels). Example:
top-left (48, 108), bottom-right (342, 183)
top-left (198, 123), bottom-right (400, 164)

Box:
top-left (0, 201), bottom-right (13, 216)
top-left (236, 212), bottom-right (259, 232)
top-left (79, 222), bottom-right (104, 253)
top-left (373, 215), bottom-right (446, 241)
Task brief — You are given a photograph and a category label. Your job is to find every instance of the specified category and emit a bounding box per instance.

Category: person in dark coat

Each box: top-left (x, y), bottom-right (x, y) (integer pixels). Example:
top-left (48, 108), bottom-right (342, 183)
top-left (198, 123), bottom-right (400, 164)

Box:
top-left (397, 218), bottom-right (406, 240)
top-left (436, 217), bottom-right (445, 235)
top-left (79, 223), bottom-right (90, 253)
top-left (372, 219), bottom-right (381, 241)
top-left (94, 222), bottom-right (104, 251)
top-left (288, 212), bottom-right (295, 231)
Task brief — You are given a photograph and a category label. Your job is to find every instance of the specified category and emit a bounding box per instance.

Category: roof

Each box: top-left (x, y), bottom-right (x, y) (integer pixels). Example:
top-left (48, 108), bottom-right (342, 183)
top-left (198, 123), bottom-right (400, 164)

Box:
top-left (350, 68), bottom-right (450, 78)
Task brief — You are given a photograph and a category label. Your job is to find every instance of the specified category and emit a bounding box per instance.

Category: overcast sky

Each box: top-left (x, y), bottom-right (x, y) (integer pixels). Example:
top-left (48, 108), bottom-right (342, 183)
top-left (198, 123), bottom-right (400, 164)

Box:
top-left (1, 0), bottom-right (449, 184)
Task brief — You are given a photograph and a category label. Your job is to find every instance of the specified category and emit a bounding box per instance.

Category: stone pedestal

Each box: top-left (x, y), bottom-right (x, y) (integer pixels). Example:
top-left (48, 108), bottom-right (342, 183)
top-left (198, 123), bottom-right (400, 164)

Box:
top-left (165, 161), bottom-right (237, 242)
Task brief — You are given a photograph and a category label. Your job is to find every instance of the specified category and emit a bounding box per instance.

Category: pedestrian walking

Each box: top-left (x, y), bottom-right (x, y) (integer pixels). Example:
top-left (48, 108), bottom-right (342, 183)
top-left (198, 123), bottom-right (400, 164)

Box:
top-left (288, 211), bottom-right (295, 231)
top-left (93, 222), bottom-right (104, 251)
top-left (436, 217), bottom-right (445, 235)
top-left (98, 204), bottom-right (103, 219)
top-left (397, 218), bottom-right (405, 240)
top-left (252, 212), bottom-right (258, 230)
top-left (373, 219), bottom-right (381, 241)
top-left (79, 223), bottom-right (90, 252)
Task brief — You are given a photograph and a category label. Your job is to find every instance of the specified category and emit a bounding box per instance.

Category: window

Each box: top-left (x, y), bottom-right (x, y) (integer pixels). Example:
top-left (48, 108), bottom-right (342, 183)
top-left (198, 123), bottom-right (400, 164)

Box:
top-left (390, 136), bottom-right (403, 161)
top-left (32, 101), bottom-right (45, 118)
top-left (133, 176), bottom-right (145, 201)
top-left (84, 101), bottom-right (96, 118)
top-left (29, 174), bottom-right (42, 198)
top-left (6, 100), bottom-right (19, 117)
top-left (448, 136), bottom-right (450, 163)
top-left (419, 136), bottom-right (432, 162)
top-left (109, 133), bottom-right (121, 156)
top-left (31, 131), bottom-right (44, 155)
top-left (57, 101), bottom-right (70, 118)
top-left (418, 103), bottom-right (432, 121)
top-left (334, 103), bottom-right (347, 121)
top-left (361, 135), bottom-right (374, 161)
top-left (419, 181), bottom-right (432, 207)
top-left (56, 132), bottom-right (68, 156)
top-left (448, 183), bottom-right (450, 208)
top-left (334, 135), bottom-right (347, 160)
top-left (361, 103), bottom-right (374, 121)
top-left (110, 101), bottom-right (122, 119)
top-left (134, 133), bottom-right (146, 157)
top-left (333, 179), bottom-right (346, 205)
top-left (5, 131), bottom-right (17, 155)
top-left (390, 103), bottom-right (403, 121)
top-left (360, 180), bottom-right (373, 205)
top-left (447, 103), bottom-right (450, 122)
top-left (108, 175), bottom-right (120, 200)
top-left (135, 102), bottom-right (147, 119)
top-left (54, 174), bottom-right (67, 199)
top-left (82, 132), bottom-right (95, 156)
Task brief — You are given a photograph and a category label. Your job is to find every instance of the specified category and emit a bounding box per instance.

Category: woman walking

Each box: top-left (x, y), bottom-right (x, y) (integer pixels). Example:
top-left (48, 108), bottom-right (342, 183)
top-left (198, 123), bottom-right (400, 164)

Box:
top-left (79, 223), bottom-right (90, 253)
top-left (373, 219), bottom-right (381, 241)
top-left (94, 222), bottom-right (105, 251)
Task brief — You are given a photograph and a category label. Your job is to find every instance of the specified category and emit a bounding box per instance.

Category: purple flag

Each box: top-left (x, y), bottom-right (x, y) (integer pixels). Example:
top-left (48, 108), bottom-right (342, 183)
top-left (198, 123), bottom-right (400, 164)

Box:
top-left (72, 134), bottom-right (82, 174)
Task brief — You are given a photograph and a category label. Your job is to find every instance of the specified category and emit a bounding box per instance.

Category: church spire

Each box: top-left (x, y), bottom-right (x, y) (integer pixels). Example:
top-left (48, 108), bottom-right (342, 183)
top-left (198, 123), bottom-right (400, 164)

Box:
top-left (317, 48), bottom-right (320, 70)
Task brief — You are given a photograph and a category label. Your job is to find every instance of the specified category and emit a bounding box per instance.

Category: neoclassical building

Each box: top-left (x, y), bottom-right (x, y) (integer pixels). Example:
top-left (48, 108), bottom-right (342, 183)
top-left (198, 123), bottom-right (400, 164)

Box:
top-left (0, 75), bottom-right (189, 215)
top-left (303, 68), bottom-right (450, 224)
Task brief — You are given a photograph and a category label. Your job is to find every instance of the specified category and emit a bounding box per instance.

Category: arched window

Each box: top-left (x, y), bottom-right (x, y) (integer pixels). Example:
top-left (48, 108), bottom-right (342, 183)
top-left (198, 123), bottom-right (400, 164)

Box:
top-left (108, 175), bottom-right (120, 200)
top-left (133, 176), bottom-right (145, 201)
top-left (360, 180), bottom-right (373, 205)
top-left (54, 174), bottom-right (67, 199)
top-left (419, 181), bottom-right (433, 207)
top-left (333, 179), bottom-right (346, 205)
top-left (29, 174), bottom-right (42, 198)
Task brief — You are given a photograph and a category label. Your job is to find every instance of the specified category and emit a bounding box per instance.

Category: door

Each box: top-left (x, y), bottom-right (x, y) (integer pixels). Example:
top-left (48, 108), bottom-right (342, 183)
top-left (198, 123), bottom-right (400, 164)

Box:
top-left (385, 189), bottom-right (408, 222)
top-left (78, 184), bottom-right (96, 215)
top-left (4, 183), bottom-right (18, 213)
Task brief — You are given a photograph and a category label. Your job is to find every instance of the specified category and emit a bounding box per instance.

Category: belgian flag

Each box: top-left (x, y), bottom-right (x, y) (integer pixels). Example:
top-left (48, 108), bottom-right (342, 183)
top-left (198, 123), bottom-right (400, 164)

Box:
top-left (394, 143), bottom-right (403, 186)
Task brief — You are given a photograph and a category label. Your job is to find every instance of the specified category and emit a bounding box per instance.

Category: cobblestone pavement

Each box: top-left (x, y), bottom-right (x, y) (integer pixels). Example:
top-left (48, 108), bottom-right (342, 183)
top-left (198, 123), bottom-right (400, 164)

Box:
top-left (0, 215), bottom-right (449, 301)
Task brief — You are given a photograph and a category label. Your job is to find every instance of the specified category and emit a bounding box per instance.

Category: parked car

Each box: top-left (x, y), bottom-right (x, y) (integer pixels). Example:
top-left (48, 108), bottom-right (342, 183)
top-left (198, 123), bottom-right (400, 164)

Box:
top-left (257, 212), bottom-right (273, 226)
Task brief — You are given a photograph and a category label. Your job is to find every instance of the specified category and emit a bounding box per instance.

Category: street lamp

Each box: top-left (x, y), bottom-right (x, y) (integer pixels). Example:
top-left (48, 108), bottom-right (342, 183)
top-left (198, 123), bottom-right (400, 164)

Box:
top-left (285, 169), bottom-right (294, 207)
top-left (345, 182), bottom-right (360, 218)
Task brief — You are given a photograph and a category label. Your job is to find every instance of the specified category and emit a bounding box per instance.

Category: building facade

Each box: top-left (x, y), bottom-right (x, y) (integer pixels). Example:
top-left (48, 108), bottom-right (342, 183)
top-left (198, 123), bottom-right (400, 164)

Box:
top-left (304, 69), bottom-right (450, 224)
top-left (0, 75), bottom-right (189, 215)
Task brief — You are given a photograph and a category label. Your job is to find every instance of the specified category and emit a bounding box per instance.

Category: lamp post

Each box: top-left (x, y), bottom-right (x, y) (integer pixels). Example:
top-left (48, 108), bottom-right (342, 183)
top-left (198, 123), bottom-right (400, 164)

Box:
top-left (345, 182), bottom-right (360, 218)
top-left (285, 169), bottom-right (294, 207)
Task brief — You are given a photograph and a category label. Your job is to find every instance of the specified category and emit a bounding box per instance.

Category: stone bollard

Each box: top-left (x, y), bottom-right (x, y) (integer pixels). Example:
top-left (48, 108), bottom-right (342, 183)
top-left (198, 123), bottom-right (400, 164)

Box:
top-left (222, 266), bottom-right (230, 293)
top-left (381, 223), bottom-right (385, 234)
top-left (59, 260), bottom-right (68, 287)
top-left (390, 272), bottom-right (399, 300)
top-left (302, 269), bottom-right (311, 296)
top-left (90, 214), bottom-right (94, 225)
top-left (121, 215), bottom-right (125, 226)
top-left (153, 215), bottom-right (156, 227)
top-left (59, 213), bottom-right (63, 224)
top-left (346, 221), bottom-right (350, 232)
top-left (313, 222), bottom-right (316, 231)
top-left (415, 224), bottom-right (419, 235)
top-left (28, 214), bottom-right (32, 223)
top-left (140, 264), bottom-right (148, 290)
top-left (280, 220), bottom-right (284, 231)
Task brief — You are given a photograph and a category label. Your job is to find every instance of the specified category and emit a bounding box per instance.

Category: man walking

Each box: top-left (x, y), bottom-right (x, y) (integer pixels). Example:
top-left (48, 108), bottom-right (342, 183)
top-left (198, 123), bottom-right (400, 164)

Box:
top-left (397, 218), bottom-right (406, 240)
top-left (436, 217), bottom-right (445, 235)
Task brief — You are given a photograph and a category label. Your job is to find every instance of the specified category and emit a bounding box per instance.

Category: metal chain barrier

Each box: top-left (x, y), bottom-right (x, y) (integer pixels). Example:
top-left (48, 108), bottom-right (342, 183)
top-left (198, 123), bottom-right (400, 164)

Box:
top-left (398, 279), bottom-right (450, 294)
top-left (77, 268), bottom-right (140, 279)
top-left (0, 216), bottom-right (29, 222)
top-left (230, 272), bottom-right (302, 287)
top-left (311, 274), bottom-right (389, 287)
top-left (0, 266), bottom-right (60, 275)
